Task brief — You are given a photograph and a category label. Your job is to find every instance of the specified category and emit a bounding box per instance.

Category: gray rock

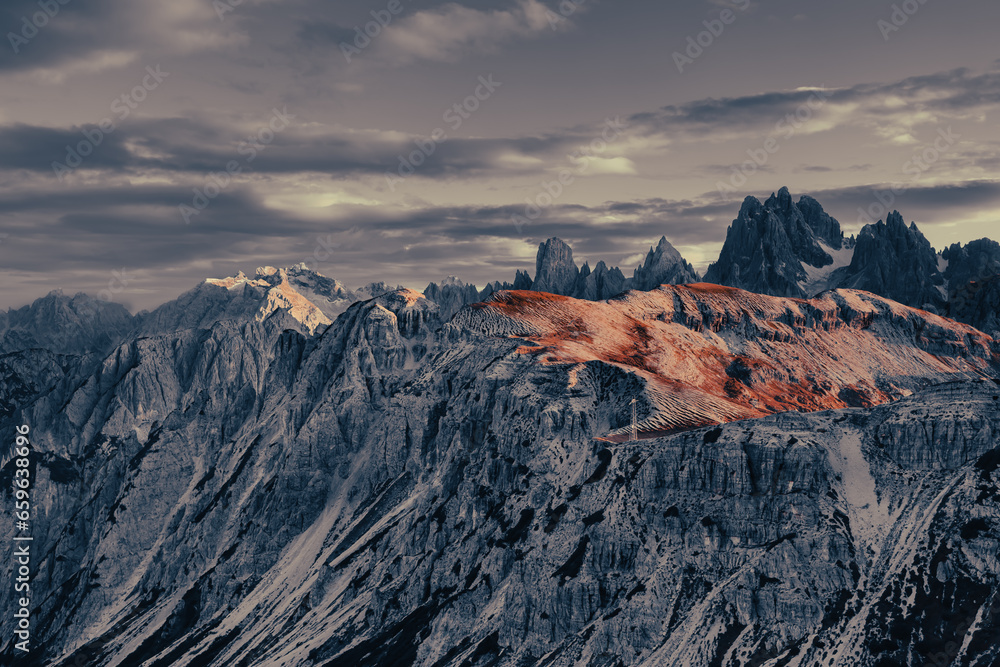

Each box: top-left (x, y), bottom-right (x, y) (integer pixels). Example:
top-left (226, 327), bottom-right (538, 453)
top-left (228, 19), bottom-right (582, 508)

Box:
top-left (424, 277), bottom-right (482, 321)
top-left (0, 290), bottom-right (134, 355)
top-left (577, 261), bottom-right (628, 301)
top-left (3, 278), bottom-right (1000, 667)
top-left (942, 237), bottom-right (1000, 288)
top-left (630, 236), bottom-right (699, 291)
top-left (831, 211), bottom-right (946, 312)
top-left (704, 187), bottom-right (843, 298)
top-left (532, 237), bottom-right (580, 296)
top-left (949, 274), bottom-right (1000, 339)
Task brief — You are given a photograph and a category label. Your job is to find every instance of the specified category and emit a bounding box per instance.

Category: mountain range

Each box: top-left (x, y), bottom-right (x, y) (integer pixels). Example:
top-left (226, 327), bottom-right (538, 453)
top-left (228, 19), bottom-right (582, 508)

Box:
top-left (2, 188), bottom-right (1000, 666)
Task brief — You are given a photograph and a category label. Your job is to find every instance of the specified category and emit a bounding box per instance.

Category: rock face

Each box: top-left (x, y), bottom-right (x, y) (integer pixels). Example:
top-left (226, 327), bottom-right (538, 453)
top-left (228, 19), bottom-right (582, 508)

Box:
top-left (942, 237), bottom-right (1000, 289)
top-left (950, 274), bottom-right (1000, 339)
top-left (438, 237), bottom-right (697, 316)
top-left (830, 211), bottom-right (946, 313)
top-left (532, 238), bottom-right (580, 296)
top-left (424, 277), bottom-right (482, 321)
top-left (796, 194), bottom-right (844, 249)
top-left (704, 187), bottom-right (849, 299)
top-left (577, 261), bottom-right (628, 301)
top-left (2, 278), bottom-right (1000, 667)
top-left (631, 236), bottom-right (699, 291)
top-left (942, 238), bottom-right (1000, 334)
top-left (0, 290), bottom-right (134, 355)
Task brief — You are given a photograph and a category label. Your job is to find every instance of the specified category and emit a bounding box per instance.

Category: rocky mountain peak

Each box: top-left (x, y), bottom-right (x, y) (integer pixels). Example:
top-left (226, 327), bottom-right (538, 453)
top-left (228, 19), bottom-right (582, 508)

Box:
top-left (424, 277), bottom-right (481, 321)
top-left (481, 236), bottom-right (698, 304)
top-left (0, 289), bottom-right (135, 355)
top-left (836, 212), bottom-right (945, 312)
top-left (767, 185), bottom-right (795, 212)
top-left (705, 187), bottom-right (842, 298)
top-left (532, 237), bottom-right (579, 296)
top-left (942, 237), bottom-right (1000, 289)
top-left (797, 194), bottom-right (843, 249)
top-left (142, 266), bottom-right (335, 335)
top-left (631, 236), bottom-right (699, 291)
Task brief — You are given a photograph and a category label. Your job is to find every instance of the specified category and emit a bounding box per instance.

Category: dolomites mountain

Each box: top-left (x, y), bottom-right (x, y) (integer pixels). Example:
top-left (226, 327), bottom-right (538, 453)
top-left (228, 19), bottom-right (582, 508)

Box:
top-left (705, 187), bottom-right (850, 300)
top-left (433, 235), bottom-right (697, 316)
top-left (2, 268), bottom-right (1000, 666)
top-left (830, 211), bottom-right (946, 313)
top-left (0, 290), bottom-right (134, 355)
top-left (703, 187), bottom-right (1000, 323)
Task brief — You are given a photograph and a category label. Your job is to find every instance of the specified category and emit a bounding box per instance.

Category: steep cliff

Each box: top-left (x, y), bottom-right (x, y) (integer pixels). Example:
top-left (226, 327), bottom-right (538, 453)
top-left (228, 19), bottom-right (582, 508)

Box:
top-left (704, 188), bottom-right (848, 299)
top-left (831, 212), bottom-right (946, 313)
top-left (2, 280), bottom-right (999, 666)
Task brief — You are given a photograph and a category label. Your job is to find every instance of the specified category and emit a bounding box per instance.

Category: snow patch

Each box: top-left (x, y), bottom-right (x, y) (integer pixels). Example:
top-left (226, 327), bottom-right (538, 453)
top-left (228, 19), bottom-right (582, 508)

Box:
top-left (800, 241), bottom-right (854, 297)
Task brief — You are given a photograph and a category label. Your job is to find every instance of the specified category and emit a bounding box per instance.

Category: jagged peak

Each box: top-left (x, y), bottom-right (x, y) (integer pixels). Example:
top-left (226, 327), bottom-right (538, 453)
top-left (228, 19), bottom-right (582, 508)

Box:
top-left (885, 210), bottom-right (905, 228)
top-left (437, 275), bottom-right (467, 288)
top-left (737, 195), bottom-right (764, 218)
top-left (777, 185), bottom-right (793, 205)
top-left (377, 287), bottom-right (427, 306)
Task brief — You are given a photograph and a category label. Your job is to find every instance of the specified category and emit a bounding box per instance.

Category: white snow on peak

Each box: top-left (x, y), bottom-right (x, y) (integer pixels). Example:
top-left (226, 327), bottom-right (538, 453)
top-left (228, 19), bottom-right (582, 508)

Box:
top-left (800, 241), bottom-right (854, 297)
top-left (206, 266), bottom-right (333, 333)
top-left (937, 253), bottom-right (949, 273)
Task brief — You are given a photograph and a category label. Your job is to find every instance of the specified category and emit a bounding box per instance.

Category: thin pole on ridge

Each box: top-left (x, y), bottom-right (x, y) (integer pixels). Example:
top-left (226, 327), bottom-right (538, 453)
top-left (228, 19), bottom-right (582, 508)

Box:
top-left (630, 398), bottom-right (637, 442)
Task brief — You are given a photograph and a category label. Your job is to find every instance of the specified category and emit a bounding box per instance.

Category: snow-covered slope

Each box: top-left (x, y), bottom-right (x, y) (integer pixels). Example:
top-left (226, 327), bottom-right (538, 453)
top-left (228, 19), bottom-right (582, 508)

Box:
top-left (140, 265), bottom-right (332, 335)
top-left (800, 241), bottom-right (853, 297)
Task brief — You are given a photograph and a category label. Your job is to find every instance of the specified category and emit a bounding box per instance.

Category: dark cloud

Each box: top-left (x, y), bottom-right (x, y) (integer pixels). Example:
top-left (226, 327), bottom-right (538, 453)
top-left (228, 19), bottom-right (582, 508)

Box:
top-left (629, 67), bottom-right (1000, 137)
top-left (0, 115), bottom-right (594, 180)
top-left (0, 0), bottom-right (119, 72)
top-left (3, 1), bottom-right (1000, 310)
top-left (805, 180), bottom-right (1000, 221)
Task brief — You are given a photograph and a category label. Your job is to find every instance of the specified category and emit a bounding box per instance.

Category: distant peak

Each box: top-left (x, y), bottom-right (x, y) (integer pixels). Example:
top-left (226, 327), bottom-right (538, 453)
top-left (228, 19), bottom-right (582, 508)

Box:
top-left (738, 195), bottom-right (764, 217)
top-left (886, 210), bottom-right (905, 228)
top-left (776, 186), bottom-right (793, 208)
top-left (541, 236), bottom-right (571, 250)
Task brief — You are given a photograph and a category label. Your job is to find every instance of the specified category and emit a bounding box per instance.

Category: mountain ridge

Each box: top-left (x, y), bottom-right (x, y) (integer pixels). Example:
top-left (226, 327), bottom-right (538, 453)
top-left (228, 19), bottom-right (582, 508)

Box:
top-left (3, 274), bottom-right (1000, 666)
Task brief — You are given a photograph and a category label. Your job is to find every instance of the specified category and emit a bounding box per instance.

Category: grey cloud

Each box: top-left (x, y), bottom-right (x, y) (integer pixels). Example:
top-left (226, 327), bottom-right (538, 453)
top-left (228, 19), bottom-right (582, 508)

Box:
top-left (805, 180), bottom-right (1000, 218)
top-left (0, 115), bottom-right (593, 180)
top-left (0, 0), bottom-right (119, 72)
top-left (629, 67), bottom-right (1000, 137)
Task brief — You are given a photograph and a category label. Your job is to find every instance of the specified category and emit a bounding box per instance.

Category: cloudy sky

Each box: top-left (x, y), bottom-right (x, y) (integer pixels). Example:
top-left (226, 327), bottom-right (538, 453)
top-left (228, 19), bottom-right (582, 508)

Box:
top-left (1, 0), bottom-right (999, 310)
